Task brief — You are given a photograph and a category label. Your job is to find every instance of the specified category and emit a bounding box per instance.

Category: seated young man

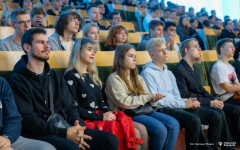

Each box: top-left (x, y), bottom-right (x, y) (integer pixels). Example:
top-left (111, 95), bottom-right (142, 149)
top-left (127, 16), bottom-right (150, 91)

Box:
top-left (30, 7), bottom-right (48, 28)
top-left (143, 6), bottom-right (160, 32)
top-left (160, 8), bottom-right (170, 22)
top-left (210, 18), bottom-right (223, 29)
top-left (93, 1), bottom-right (107, 20)
top-left (62, 0), bottom-right (69, 7)
top-left (170, 10), bottom-right (177, 20)
top-left (86, 5), bottom-right (106, 30)
top-left (173, 38), bottom-right (240, 146)
top-left (7, 27), bottom-right (119, 150)
top-left (0, 8), bottom-right (31, 51)
top-left (137, 20), bottom-right (179, 54)
top-left (49, 10), bottom-right (85, 50)
top-left (47, 0), bottom-right (61, 16)
top-left (106, 11), bottom-right (121, 30)
top-left (219, 19), bottom-right (236, 41)
top-left (0, 77), bottom-right (57, 150)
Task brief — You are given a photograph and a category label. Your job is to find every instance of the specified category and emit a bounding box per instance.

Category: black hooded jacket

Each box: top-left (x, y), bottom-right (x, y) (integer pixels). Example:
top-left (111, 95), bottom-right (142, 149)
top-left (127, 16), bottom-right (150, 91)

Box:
top-left (7, 55), bottom-right (85, 139)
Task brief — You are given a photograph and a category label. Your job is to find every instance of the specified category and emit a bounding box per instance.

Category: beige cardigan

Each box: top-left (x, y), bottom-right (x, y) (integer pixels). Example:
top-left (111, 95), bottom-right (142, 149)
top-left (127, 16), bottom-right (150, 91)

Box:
top-left (105, 72), bottom-right (157, 112)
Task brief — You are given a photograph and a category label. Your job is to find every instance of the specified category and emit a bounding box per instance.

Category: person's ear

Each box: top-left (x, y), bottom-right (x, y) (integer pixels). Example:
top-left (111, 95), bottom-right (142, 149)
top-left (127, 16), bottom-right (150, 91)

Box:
top-left (149, 28), bottom-right (153, 34)
top-left (23, 43), bottom-right (31, 53)
top-left (184, 48), bottom-right (189, 54)
top-left (220, 47), bottom-right (224, 53)
top-left (11, 23), bottom-right (16, 29)
top-left (149, 52), bottom-right (154, 59)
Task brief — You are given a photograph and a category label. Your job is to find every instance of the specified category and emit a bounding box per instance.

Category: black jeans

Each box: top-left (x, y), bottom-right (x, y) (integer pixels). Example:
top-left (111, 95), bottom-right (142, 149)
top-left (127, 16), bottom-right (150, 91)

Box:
top-left (37, 129), bottom-right (119, 150)
top-left (224, 97), bottom-right (240, 143)
top-left (161, 106), bottom-right (233, 150)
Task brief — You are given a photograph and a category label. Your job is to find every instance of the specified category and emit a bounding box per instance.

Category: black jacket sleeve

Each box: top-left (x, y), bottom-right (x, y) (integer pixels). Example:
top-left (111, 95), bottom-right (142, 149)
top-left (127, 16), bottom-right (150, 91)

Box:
top-left (59, 75), bottom-right (86, 126)
top-left (64, 72), bottom-right (104, 121)
top-left (173, 68), bottom-right (211, 105)
top-left (1, 78), bottom-right (22, 143)
top-left (8, 75), bottom-right (67, 139)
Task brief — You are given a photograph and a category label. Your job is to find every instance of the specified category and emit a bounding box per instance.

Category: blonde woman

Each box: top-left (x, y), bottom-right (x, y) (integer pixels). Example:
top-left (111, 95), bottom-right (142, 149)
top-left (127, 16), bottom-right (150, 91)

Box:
top-left (105, 44), bottom-right (180, 150)
top-left (64, 38), bottom-right (148, 150)
top-left (82, 23), bottom-right (100, 50)
top-left (1, 10), bottom-right (12, 26)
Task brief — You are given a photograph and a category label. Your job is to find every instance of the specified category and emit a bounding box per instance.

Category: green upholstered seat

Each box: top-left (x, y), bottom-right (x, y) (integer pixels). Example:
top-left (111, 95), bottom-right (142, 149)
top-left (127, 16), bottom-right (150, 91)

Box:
top-left (0, 71), bottom-right (12, 79)
top-left (100, 42), bottom-right (105, 51)
top-left (229, 60), bottom-right (234, 64)
top-left (206, 35), bottom-right (218, 50)
top-left (116, 10), bottom-right (126, 21)
top-left (203, 61), bottom-right (217, 94)
top-left (51, 68), bottom-right (66, 76)
top-left (97, 66), bottom-right (113, 105)
top-left (126, 11), bottom-right (137, 22)
top-left (165, 62), bottom-right (179, 71)
top-left (130, 43), bottom-right (139, 49)
top-left (194, 62), bottom-right (207, 86)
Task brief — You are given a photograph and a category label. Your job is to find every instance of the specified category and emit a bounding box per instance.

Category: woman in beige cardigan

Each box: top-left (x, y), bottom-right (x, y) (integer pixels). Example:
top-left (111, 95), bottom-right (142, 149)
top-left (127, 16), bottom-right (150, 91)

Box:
top-left (105, 44), bottom-right (180, 150)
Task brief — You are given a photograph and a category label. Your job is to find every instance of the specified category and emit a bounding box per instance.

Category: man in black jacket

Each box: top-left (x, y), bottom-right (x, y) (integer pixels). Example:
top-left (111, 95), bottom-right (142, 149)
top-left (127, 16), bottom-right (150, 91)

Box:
top-left (219, 19), bottom-right (236, 41)
top-left (7, 27), bottom-right (119, 150)
top-left (210, 18), bottom-right (223, 29)
top-left (86, 5), bottom-right (106, 30)
top-left (173, 38), bottom-right (240, 147)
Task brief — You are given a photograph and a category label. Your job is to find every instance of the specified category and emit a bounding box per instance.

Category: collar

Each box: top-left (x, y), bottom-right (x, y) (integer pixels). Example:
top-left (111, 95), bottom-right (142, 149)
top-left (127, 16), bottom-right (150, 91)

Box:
top-left (180, 59), bottom-right (195, 72)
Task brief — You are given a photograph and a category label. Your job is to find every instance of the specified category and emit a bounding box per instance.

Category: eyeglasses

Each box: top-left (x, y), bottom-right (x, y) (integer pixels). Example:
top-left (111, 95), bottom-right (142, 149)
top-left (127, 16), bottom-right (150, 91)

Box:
top-left (113, 17), bottom-right (122, 20)
top-left (12, 20), bottom-right (31, 26)
top-left (187, 44), bottom-right (201, 50)
top-left (69, 18), bottom-right (80, 24)
top-left (224, 45), bottom-right (234, 49)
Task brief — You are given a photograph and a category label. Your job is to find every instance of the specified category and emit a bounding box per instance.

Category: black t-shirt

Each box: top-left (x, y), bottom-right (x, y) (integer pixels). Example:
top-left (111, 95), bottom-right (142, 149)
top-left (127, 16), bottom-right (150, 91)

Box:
top-left (47, 9), bottom-right (60, 16)
top-left (105, 45), bottom-right (116, 51)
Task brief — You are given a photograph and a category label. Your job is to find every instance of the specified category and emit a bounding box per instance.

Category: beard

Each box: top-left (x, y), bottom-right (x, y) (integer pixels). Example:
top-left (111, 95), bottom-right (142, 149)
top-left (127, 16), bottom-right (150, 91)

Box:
top-left (31, 49), bottom-right (50, 61)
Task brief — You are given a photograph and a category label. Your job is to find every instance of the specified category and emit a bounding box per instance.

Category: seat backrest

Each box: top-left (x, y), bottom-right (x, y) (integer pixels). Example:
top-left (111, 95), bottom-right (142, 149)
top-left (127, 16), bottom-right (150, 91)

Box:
top-left (233, 31), bottom-right (239, 37)
top-left (204, 29), bottom-right (218, 50)
top-left (6, 2), bottom-right (20, 10)
top-left (175, 34), bottom-right (180, 45)
top-left (98, 20), bottom-right (111, 28)
top-left (78, 9), bottom-right (88, 19)
top-left (136, 7), bottom-right (146, 12)
top-left (235, 38), bottom-right (240, 42)
top-left (99, 30), bottom-right (109, 50)
top-left (214, 29), bottom-right (222, 38)
top-left (0, 26), bottom-right (14, 40)
top-left (46, 15), bottom-right (57, 27)
top-left (45, 28), bottom-right (55, 37)
top-left (128, 32), bottom-right (141, 48)
top-left (121, 21), bottom-right (135, 32)
top-left (33, 4), bottom-right (52, 12)
top-left (201, 50), bottom-right (218, 93)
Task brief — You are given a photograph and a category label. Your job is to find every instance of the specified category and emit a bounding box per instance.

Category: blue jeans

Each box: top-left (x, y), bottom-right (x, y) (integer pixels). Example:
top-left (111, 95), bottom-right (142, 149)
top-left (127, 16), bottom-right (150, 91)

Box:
top-left (132, 112), bottom-right (180, 150)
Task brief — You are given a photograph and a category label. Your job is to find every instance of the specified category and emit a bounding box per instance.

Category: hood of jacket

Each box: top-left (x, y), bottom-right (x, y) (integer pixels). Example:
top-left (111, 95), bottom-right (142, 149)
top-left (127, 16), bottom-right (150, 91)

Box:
top-left (12, 55), bottom-right (50, 79)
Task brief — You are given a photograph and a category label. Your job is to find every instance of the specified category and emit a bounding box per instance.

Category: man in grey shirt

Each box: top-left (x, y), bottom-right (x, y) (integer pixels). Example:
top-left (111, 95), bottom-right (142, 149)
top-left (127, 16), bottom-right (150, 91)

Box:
top-left (0, 8), bottom-right (31, 51)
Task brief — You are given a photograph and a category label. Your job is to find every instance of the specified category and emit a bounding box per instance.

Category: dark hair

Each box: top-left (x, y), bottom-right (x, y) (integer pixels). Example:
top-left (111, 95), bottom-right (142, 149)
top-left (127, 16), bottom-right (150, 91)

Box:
top-left (211, 10), bottom-right (215, 13)
top-left (107, 11), bottom-right (119, 20)
top-left (224, 15), bottom-right (230, 19)
top-left (86, 5), bottom-right (99, 13)
top-left (149, 20), bottom-right (165, 31)
top-left (150, 6), bottom-right (158, 13)
top-left (163, 8), bottom-right (170, 13)
top-left (196, 12), bottom-right (201, 16)
top-left (215, 18), bottom-right (222, 23)
top-left (202, 13), bottom-right (208, 17)
top-left (55, 10), bottom-right (85, 38)
top-left (203, 19), bottom-right (210, 27)
top-left (224, 19), bottom-right (231, 28)
top-left (234, 41), bottom-right (240, 60)
top-left (61, 6), bottom-right (75, 14)
top-left (21, 27), bottom-right (47, 54)
top-left (179, 16), bottom-right (190, 35)
top-left (190, 18), bottom-right (197, 23)
top-left (93, 1), bottom-right (104, 5)
top-left (209, 15), bottom-right (215, 20)
top-left (19, 0), bottom-right (33, 8)
top-left (216, 38), bottom-right (233, 55)
top-left (189, 7), bottom-right (194, 12)
top-left (164, 21), bottom-right (176, 31)
top-left (30, 7), bottom-right (47, 18)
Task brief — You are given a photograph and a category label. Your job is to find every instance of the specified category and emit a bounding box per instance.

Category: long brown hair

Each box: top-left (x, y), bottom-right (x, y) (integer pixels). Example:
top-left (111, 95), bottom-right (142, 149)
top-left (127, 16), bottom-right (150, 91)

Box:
top-left (112, 44), bottom-right (145, 96)
top-left (104, 24), bottom-right (129, 47)
top-left (179, 16), bottom-right (190, 35)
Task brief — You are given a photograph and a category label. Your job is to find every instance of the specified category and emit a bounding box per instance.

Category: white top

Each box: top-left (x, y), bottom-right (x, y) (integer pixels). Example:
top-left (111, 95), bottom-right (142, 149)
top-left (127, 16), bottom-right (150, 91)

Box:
top-left (210, 60), bottom-right (238, 101)
top-left (62, 40), bottom-right (73, 51)
top-left (143, 14), bottom-right (160, 32)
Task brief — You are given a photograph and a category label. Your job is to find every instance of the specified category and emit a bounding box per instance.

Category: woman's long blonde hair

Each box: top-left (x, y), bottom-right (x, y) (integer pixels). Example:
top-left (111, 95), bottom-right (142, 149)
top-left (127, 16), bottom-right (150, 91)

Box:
top-left (82, 23), bottom-right (101, 51)
top-left (112, 44), bottom-right (144, 96)
top-left (65, 38), bottom-right (102, 88)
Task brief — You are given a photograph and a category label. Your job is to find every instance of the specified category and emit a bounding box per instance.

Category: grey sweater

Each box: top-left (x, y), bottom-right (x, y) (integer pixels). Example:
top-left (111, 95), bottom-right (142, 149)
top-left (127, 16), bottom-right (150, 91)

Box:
top-left (48, 33), bottom-right (78, 51)
top-left (0, 35), bottom-right (23, 51)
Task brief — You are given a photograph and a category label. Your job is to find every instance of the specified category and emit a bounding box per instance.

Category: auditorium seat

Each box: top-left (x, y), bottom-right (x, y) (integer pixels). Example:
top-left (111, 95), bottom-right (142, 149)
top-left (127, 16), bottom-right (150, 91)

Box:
top-left (45, 28), bottom-right (55, 37)
top-left (201, 50), bottom-right (218, 94)
top-left (202, 29), bottom-right (218, 50)
top-left (107, 4), bottom-right (126, 21)
top-left (124, 5), bottom-right (137, 22)
top-left (98, 20), bottom-right (111, 28)
top-left (78, 9), bottom-right (88, 19)
top-left (6, 2), bottom-right (20, 10)
top-left (121, 21), bottom-right (135, 32)
top-left (0, 26), bottom-right (15, 40)
top-left (233, 31), bottom-right (239, 37)
top-left (128, 32), bottom-right (142, 48)
top-left (33, 4), bottom-right (52, 12)
top-left (48, 51), bottom-right (70, 75)
top-left (46, 15), bottom-right (57, 27)
top-left (175, 34), bottom-right (181, 45)
top-left (99, 30), bottom-right (109, 51)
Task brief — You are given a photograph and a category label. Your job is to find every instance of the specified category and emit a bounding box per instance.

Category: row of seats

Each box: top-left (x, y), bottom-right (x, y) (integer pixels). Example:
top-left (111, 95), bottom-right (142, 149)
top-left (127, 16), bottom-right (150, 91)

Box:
top-left (0, 26), bottom-right (181, 51)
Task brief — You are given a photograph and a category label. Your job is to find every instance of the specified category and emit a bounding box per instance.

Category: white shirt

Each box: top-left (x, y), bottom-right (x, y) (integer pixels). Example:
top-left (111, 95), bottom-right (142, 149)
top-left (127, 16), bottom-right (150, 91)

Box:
top-left (62, 40), bottom-right (73, 51)
top-left (210, 60), bottom-right (238, 101)
top-left (143, 14), bottom-right (160, 32)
